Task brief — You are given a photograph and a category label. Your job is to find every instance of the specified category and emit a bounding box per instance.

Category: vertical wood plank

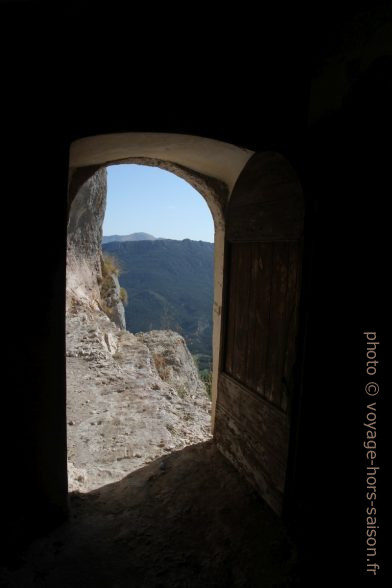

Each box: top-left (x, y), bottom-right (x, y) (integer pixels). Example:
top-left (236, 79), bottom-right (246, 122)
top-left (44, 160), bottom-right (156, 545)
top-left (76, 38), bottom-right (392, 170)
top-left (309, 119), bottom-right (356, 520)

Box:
top-left (232, 245), bottom-right (248, 381)
top-left (241, 244), bottom-right (253, 385)
top-left (264, 242), bottom-right (290, 406)
top-left (244, 244), bottom-right (258, 390)
top-left (253, 243), bottom-right (273, 397)
top-left (281, 242), bottom-right (301, 413)
top-left (224, 245), bottom-right (237, 376)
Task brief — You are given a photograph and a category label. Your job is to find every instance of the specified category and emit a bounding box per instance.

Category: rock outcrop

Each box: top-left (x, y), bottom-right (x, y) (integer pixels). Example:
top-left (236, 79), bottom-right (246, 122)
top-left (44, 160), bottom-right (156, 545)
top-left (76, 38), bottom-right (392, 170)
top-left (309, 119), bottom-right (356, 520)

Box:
top-left (99, 252), bottom-right (126, 330)
top-left (137, 330), bottom-right (206, 398)
top-left (67, 168), bottom-right (126, 328)
top-left (67, 168), bottom-right (107, 313)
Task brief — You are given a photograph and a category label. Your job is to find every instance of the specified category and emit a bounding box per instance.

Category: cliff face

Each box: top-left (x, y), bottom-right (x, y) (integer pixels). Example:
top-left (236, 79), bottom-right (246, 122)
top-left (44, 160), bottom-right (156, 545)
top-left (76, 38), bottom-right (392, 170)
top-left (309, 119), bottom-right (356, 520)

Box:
top-left (67, 168), bottom-right (107, 312)
top-left (66, 168), bottom-right (211, 492)
top-left (67, 168), bottom-right (126, 329)
top-left (99, 252), bottom-right (126, 330)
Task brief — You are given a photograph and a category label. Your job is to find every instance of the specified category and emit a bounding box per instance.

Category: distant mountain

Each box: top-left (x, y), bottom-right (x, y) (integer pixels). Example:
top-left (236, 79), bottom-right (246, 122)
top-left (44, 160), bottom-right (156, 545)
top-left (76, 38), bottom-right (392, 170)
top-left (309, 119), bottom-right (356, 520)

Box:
top-left (102, 232), bottom-right (157, 244)
top-left (102, 239), bottom-right (214, 369)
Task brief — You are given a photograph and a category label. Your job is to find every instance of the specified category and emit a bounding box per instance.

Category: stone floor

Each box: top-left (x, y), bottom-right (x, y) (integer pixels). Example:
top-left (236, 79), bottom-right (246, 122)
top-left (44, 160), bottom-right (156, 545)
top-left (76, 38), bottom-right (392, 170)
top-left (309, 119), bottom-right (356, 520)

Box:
top-left (1, 441), bottom-right (298, 587)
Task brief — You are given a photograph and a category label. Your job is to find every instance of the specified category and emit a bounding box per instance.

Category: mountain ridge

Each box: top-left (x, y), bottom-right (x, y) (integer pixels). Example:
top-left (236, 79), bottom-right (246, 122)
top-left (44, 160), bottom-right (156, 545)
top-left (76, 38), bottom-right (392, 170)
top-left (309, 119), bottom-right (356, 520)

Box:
top-left (103, 232), bottom-right (157, 244)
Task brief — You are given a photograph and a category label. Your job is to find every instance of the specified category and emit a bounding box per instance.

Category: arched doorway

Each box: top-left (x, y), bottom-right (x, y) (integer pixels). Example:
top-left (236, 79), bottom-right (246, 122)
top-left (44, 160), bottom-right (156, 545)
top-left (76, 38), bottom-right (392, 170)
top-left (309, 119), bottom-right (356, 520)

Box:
top-left (68, 134), bottom-right (304, 515)
top-left (67, 162), bottom-right (217, 490)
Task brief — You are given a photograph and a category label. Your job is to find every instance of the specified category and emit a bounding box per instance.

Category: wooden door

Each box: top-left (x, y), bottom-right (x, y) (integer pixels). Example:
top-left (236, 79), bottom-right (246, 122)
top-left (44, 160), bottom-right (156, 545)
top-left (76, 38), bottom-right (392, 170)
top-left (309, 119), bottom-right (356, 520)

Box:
top-left (214, 152), bottom-right (304, 515)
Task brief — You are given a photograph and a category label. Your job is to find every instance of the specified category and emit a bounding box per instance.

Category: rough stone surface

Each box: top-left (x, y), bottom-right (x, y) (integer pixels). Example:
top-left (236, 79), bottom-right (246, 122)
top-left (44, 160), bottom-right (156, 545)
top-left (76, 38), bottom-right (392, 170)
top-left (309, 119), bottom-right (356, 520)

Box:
top-left (136, 330), bottom-right (206, 398)
top-left (66, 304), bottom-right (211, 492)
top-left (67, 168), bottom-right (125, 328)
top-left (66, 168), bottom-right (107, 312)
top-left (99, 254), bottom-right (126, 329)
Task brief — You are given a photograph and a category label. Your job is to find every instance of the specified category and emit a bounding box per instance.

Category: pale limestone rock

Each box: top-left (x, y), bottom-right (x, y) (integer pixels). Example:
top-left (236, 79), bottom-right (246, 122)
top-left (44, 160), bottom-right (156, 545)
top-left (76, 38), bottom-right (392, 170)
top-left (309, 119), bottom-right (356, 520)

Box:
top-left (66, 168), bottom-right (126, 329)
top-left (136, 330), bottom-right (206, 398)
top-left (104, 332), bottom-right (118, 355)
top-left (66, 306), bottom-right (211, 493)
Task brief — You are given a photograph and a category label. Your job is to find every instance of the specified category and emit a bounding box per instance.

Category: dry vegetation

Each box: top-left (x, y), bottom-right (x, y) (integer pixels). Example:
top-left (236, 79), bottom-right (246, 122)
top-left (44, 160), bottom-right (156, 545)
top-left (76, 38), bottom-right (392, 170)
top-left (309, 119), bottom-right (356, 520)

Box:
top-left (120, 286), bottom-right (128, 305)
top-left (101, 253), bottom-right (121, 276)
top-left (99, 253), bottom-right (122, 318)
top-left (153, 352), bottom-right (170, 381)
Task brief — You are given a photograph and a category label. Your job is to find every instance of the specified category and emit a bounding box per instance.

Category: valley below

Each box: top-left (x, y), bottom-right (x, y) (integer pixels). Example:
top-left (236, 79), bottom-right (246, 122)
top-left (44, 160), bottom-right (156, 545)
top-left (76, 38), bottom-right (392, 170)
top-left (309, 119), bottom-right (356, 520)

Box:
top-left (103, 237), bottom-right (214, 367)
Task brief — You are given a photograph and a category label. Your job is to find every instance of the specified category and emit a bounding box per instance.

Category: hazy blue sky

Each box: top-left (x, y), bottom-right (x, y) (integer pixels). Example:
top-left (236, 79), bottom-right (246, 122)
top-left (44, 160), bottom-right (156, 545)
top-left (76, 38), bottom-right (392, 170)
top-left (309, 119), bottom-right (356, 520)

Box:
top-left (103, 164), bottom-right (214, 242)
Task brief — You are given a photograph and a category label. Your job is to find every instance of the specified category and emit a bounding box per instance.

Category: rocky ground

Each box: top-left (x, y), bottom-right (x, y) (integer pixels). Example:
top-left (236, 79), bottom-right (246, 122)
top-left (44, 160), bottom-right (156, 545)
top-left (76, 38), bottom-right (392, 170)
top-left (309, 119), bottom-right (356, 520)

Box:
top-left (66, 302), bottom-right (211, 492)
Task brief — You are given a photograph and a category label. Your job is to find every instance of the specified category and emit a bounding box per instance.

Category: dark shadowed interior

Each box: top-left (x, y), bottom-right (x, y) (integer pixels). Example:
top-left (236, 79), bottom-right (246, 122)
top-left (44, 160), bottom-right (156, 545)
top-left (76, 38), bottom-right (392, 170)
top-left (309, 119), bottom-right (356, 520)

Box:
top-left (1, 4), bottom-right (390, 585)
